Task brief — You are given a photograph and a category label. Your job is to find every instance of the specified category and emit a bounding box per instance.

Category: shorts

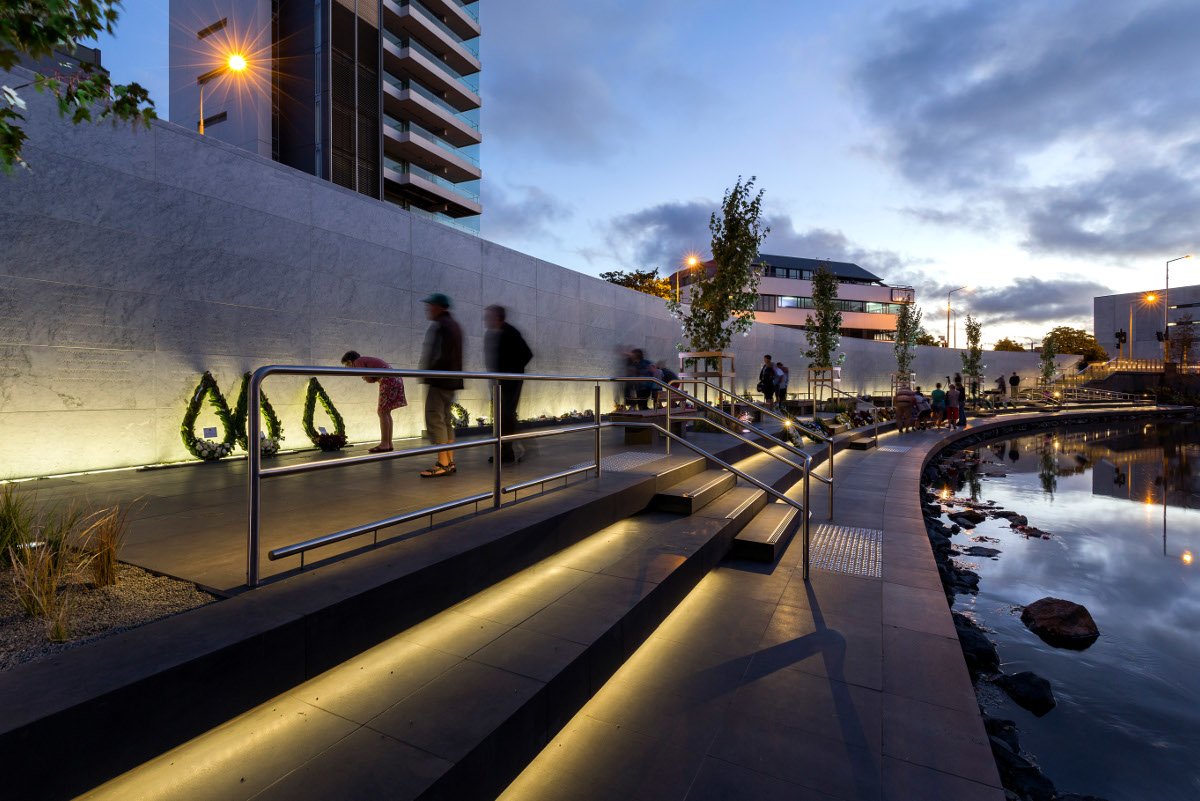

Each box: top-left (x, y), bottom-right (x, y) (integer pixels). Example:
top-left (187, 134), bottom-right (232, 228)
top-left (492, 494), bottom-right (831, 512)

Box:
top-left (424, 386), bottom-right (456, 445)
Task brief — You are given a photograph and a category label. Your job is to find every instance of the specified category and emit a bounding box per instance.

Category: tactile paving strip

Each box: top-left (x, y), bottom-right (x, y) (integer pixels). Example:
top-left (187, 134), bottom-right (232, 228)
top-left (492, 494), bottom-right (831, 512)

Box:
top-left (876, 445), bottom-right (912, 453)
top-left (810, 523), bottom-right (882, 578)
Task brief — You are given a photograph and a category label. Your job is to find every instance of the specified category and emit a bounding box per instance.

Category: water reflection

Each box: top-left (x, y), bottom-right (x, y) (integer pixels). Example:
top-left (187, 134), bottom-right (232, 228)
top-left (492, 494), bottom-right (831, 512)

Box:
top-left (945, 420), bottom-right (1200, 800)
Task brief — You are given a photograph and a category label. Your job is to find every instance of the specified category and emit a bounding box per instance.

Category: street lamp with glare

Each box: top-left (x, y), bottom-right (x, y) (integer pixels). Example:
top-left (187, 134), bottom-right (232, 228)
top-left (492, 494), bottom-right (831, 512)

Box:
top-left (1129, 292), bottom-right (1158, 360)
top-left (676, 254), bottom-right (700, 302)
top-left (1164, 254), bottom-right (1192, 360)
top-left (198, 52), bottom-right (250, 135)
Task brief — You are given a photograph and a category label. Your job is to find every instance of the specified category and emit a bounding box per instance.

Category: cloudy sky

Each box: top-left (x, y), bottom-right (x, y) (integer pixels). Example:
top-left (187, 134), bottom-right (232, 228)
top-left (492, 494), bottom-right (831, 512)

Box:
top-left (95, 0), bottom-right (1199, 345)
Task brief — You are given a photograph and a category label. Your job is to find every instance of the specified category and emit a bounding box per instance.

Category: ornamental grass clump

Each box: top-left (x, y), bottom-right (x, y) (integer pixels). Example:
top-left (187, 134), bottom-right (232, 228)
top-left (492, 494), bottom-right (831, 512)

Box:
top-left (7, 501), bottom-right (91, 641)
top-left (0, 484), bottom-right (36, 568)
top-left (82, 503), bottom-right (134, 588)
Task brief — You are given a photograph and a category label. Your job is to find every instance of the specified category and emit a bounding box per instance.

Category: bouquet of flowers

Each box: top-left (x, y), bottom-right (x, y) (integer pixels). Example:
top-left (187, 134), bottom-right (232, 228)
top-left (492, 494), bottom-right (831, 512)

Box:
top-left (316, 433), bottom-right (347, 452)
top-left (194, 439), bottom-right (233, 461)
top-left (260, 433), bottom-right (281, 458)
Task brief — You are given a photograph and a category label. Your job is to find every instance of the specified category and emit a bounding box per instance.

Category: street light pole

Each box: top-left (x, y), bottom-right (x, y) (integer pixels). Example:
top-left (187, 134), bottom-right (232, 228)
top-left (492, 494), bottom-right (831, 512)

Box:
top-left (946, 286), bottom-right (967, 349)
top-left (1165, 255), bottom-right (1192, 361)
top-left (197, 52), bottom-right (248, 135)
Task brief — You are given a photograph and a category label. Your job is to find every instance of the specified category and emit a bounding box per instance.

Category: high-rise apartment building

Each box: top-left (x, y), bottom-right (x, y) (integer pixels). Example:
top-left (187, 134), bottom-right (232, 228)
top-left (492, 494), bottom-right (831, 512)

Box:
top-left (169, 0), bottom-right (481, 231)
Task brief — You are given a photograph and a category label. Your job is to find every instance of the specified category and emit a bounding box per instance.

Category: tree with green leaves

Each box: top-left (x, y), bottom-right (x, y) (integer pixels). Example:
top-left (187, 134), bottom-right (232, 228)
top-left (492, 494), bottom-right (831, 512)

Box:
top-left (1043, 326), bottom-right (1107, 362)
top-left (914, 329), bottom-right (940, 347)
top-left (666, 176), bottom-right (769, 353)
top-left (1169, 314), bottom-right (1196, 364)
top-left (993, 337), bottom-right (1026, 352)
top-left (893, 301), bottom-right (922, 377)
top-left (960, 314), bottom-right (984, 397)
top-left (600, 268), bottom-right (673, 300)
top-left (804, 264), bottom-right (842, 368)
top-left (2, 1), bottom-right (155, 172)
top-left (1039, 336), bottom-right (1057, 384)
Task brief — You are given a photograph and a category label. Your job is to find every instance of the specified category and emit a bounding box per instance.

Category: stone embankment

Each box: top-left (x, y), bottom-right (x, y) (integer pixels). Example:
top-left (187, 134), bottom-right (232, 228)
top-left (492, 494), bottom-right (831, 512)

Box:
top-left (921, 448), bottom-right (1110, 801)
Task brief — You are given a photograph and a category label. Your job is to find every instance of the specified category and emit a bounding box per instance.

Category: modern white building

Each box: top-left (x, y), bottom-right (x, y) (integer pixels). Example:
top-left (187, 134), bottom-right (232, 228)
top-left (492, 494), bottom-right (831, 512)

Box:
top-left (672, 255), bottom-right (915, 341)
top-left (168, 0), bottom-right (482, 233)
top-left (1094, 283), bottom-right (1200, 362)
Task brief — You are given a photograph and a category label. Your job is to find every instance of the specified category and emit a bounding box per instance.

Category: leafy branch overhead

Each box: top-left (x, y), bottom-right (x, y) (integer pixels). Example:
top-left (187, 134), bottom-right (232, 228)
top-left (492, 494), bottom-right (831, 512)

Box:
top-left (666, 176), bottom-right (769, 352)
top-left (600, 268), bottom-right (673, 300)
top-left (1, 1), bottom-right (156, 172)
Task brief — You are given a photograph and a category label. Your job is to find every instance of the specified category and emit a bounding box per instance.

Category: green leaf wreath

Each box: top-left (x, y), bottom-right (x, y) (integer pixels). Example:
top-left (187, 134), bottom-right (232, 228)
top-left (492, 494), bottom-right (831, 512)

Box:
top-left (231, 372), bottom-right (285, 455)
top-left (180, 371), bottom-right (237, 461)
top-left (302, 378), bottom-right (347, 450)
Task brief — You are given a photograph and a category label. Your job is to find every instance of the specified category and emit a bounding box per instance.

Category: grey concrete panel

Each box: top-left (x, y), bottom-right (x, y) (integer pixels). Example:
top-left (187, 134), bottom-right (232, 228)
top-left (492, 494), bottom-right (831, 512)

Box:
top-left (412, 214), bottom-right (482, 272)
top-left (153, 124), bottom-right (313, 225)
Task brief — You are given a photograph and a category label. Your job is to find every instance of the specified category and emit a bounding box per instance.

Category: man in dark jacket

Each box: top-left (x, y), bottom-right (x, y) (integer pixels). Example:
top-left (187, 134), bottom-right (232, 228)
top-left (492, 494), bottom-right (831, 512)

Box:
top-left (419, 293), bottom-right (463, 477)
top-left (758, 354), bottom-right (776, 405)
top-left (485, 305), bottom-right (533, 462)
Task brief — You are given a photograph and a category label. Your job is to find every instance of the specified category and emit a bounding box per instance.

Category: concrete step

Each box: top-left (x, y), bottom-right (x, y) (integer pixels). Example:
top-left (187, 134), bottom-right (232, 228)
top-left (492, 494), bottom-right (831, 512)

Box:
top-left (81, 503), bottom-right (763, 801)
top-left (731, 501), bottom-right (801, 561)
top-left (1, 457), bottom-right (709, 801)
top-left (843, 430), bottom-right (878, 450)
top-left (651, 468), bottom-right (737, 515)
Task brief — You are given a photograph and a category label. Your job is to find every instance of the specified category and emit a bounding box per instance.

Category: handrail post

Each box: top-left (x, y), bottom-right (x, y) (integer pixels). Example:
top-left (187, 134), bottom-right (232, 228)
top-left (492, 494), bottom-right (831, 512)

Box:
top-left (664, 386), bottom-right (671, 456)
top-left (492, 381), bottom-right (502, 509)
top-left (246, 368), bottom-right (265, 587)
top-left (594, 383), bottom-right (602, 476)
top-left (827, 439), bottom-right (834, 519)
top-left (803, 466), bottom-right (811, 580)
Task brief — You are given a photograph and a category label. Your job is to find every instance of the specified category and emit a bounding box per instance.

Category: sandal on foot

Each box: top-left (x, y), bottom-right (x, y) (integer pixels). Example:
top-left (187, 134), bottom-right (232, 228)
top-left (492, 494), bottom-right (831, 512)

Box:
top-left (420, 462), bottom-right (455, 477)
top-left (368, 445), bottom-right (393, 453)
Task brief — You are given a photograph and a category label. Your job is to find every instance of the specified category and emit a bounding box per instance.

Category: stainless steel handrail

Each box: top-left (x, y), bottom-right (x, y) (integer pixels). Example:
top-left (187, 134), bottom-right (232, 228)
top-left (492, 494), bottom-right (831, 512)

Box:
top-left (673, 378), bottom-right (834, 476)
top-left (671, 377), bottom-right (834, 519)
top-left (248, 366), bottom-right (819, 586)
top-left (626, 421), bottom-right (812, 579)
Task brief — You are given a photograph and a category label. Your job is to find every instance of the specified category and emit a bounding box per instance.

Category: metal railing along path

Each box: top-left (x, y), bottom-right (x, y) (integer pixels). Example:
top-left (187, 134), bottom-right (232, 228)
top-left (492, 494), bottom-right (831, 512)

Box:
top-left (247, 367), bottom-right (820, 588)
top-left (673, 378), bottom-right (835, 519)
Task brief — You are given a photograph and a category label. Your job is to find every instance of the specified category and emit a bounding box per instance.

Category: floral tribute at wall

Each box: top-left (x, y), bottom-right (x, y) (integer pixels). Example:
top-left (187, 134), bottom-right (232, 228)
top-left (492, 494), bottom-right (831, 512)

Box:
top-left (302, 378), bottom-right (347, 451)
top-left (231, 373), bottom-right (285, 457)
top-left (180, 372), bottom-right (237, 461)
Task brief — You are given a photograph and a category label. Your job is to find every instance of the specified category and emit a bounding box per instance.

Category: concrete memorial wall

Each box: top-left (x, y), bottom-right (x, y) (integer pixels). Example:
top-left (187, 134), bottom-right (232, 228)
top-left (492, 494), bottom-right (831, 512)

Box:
top-left (0, 67), bottom-right (1056, 479)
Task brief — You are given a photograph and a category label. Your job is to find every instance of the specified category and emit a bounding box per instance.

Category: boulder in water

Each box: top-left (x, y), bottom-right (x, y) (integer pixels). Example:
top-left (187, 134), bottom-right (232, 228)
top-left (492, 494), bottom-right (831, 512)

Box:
top-left (1020, 597), bottom-right (1099, 649)
top-left (996, 671), bottom-right (1057, 716)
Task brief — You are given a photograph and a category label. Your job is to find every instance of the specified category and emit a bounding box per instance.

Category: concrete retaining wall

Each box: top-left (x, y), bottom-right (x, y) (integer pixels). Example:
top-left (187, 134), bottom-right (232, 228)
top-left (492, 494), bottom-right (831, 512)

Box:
top-left (0, 66), bottom-right (1062, 479)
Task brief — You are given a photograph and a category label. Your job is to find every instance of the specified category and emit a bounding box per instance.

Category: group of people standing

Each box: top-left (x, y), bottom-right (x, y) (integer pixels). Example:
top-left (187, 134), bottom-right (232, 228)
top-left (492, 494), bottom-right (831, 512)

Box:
top-left (342, 293), bottom-right (532, 478)
top-left (894, 373), bottom-right (972, 433)
top-left (757, 354), bottom-right (790, 408)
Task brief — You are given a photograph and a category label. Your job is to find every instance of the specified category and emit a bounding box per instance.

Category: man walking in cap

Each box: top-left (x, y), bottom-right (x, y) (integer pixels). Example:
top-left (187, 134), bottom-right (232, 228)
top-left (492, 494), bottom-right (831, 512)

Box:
top-left (419, 293), bottom-right (463, 477)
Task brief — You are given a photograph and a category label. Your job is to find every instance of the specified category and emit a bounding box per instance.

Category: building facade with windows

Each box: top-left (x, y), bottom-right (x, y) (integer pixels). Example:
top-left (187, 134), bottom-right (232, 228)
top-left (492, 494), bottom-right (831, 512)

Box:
top-left (672, 254), bottom-right (915, 341)
top-left (168, 0), bottom-right (481, 232)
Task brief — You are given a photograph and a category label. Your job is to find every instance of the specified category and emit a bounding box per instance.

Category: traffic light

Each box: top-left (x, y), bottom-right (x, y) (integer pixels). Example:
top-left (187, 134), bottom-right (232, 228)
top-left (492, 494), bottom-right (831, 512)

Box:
top-left (1156, 331), bottom-right (1169, 342)
top-left (1114, 330), bottom-right (1127, 345)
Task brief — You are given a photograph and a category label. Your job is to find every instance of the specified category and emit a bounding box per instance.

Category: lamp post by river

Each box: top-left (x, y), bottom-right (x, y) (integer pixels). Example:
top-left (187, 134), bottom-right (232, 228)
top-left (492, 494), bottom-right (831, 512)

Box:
top-left (1131, 292), bottom-right (1158, 363)
top-left (1164, 255), bottom-right (1192, 360)
top-left (946, 286), bottom-right (967, 348)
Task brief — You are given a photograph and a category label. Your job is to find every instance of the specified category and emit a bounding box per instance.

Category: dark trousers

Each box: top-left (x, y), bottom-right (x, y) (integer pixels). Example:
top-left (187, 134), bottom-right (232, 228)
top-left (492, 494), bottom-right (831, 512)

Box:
top-left (499, 380), bottom-right (522, 459)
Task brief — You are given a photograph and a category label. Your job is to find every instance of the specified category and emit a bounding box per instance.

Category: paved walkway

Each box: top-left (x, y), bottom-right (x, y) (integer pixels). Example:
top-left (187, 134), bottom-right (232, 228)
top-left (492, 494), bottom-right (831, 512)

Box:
top-left (499, 425), bottom-right (1005, 801)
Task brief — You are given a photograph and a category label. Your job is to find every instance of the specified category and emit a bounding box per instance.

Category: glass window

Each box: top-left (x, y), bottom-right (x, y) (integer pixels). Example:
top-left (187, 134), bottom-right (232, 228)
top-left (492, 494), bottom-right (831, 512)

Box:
top-left (755, 295), bottom-right (777, 312)
top-left (778, 296), bottom-right (798, 308)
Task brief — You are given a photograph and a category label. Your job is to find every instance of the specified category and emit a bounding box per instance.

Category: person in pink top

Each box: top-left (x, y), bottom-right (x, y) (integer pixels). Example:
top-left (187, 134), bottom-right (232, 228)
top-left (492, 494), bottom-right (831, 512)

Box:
top-left (341, 351), bottom-right (407, 452)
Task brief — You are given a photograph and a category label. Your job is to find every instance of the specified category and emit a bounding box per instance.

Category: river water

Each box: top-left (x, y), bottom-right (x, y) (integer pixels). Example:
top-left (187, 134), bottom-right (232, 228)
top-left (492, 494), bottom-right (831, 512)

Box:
top-left (940, 420), bottom-right (1200, 801)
